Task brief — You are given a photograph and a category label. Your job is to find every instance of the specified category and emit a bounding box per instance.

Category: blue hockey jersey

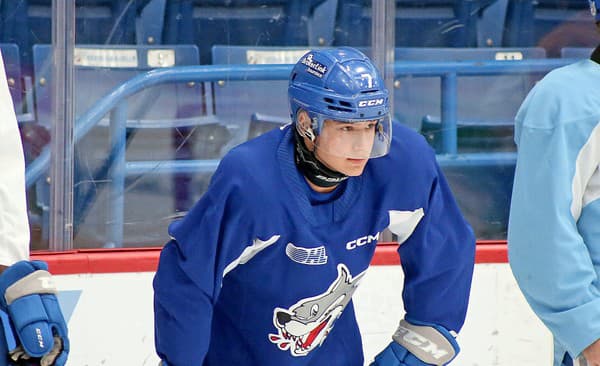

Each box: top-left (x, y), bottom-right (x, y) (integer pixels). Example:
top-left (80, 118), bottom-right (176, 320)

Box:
top-left (153, 121), bottom-right (475, 365)
top-left (508, 50), bottom-right (600, 364)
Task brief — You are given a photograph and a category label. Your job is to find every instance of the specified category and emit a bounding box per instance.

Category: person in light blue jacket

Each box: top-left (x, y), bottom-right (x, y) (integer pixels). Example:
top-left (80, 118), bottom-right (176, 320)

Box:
top-left (508, 1), bottom-right (600, 365)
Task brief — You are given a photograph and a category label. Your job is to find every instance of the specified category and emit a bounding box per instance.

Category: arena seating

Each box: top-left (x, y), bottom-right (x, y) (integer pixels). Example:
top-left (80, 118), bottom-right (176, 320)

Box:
top-left (502, 0), bottom-right (597, 56)
top-left (560, 47), bottom-right (594, 58)
top-left (163, 0), bottom-right (333, 65)
top-left (32, 43), bottom-right (228, 246)
top-left (0, 0), bottom-right (155, 75)
top-left (393, 46), bottom-right (546, 152)
top-left (211, 45), bottom-right (309, 144)
top-left (15, 0), bottom-right (586, 246)
top-left (334, 0), bottom-right (491, 47)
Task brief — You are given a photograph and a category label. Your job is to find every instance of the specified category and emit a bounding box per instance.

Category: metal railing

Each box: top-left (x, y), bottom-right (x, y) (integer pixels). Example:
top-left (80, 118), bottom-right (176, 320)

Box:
top-left (24, 58), bottom-right (577, 247)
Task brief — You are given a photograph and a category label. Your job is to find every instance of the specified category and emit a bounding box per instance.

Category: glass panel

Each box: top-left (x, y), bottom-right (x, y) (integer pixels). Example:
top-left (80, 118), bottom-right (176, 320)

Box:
top-left (387, 0), bottom-right (596, 240)
top-left (8, 0), bottom-right (596, 250)
top-left (72, 0), bottom-right (337, 248)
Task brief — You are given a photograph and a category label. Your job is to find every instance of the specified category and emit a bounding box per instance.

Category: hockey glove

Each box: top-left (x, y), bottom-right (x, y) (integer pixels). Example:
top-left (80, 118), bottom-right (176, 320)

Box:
top-left (0, 261), bottom-right (69, 366)
top-left (370, 319), bottom-right (459, 366)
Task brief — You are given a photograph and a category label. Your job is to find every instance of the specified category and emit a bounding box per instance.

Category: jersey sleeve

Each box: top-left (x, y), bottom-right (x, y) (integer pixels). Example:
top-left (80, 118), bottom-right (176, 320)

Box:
top-left (397, 161), bottom-right (476, 333)
top-left (0, 50), bottom-right (29, 266)
top-left (153, 157), bottom-right (256, 365)
top-left (508, 82), bottom-right (600, 358)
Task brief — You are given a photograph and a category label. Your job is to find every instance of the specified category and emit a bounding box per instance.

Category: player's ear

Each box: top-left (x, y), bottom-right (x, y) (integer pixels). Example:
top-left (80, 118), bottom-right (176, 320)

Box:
top-left (296, 110), bottom-right (316, 151)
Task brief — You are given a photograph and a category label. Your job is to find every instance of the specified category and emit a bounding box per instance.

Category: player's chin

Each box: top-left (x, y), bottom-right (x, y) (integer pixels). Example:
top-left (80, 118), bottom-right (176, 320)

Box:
top-left (341, 158), bottom-right (369, 176)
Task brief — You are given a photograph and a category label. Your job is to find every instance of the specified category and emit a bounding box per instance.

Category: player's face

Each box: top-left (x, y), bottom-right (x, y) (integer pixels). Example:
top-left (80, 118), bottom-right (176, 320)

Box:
top-left (314, 119), bottom-right (377, 176)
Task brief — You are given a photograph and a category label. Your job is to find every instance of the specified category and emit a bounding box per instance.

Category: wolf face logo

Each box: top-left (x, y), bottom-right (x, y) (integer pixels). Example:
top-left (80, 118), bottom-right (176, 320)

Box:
top-left (268, 264), bottom-right (365, 356)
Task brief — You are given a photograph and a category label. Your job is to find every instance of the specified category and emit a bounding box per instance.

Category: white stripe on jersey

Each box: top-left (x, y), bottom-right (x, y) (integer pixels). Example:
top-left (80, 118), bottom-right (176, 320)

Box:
top-left (571, 121), bottom-right (600, 221)
top-left (387, 208), bottom-right (424, 245)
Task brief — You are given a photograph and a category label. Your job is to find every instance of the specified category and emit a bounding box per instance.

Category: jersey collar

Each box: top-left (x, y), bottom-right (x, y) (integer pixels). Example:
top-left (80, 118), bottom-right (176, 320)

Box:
top-left (277, 126), bottom-right (363, 226)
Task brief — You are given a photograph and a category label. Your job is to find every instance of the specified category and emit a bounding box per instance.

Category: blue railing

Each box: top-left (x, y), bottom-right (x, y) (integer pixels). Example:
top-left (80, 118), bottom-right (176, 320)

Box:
top-left (25, 58), bottom-right (577, 247)
top-left (392, 59), bottom-right (573, 154)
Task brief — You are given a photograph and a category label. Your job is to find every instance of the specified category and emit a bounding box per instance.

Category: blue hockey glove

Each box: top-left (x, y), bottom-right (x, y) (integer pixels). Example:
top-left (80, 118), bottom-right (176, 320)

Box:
top-left (0, 261), bottom-right (69, 366)
top-left (371, 319), bottom-right (459, 366)
top-left (0, 310), bottom-right (17, 365)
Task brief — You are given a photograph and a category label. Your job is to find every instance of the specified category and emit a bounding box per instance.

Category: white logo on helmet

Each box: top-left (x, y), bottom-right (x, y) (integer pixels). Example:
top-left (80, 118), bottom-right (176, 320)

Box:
top-left (358, 99), bottom-right (384, 107)
top-left (360, 73), bottom-right (373, 88)
top-left (302, 54), bottom-right (328, 78)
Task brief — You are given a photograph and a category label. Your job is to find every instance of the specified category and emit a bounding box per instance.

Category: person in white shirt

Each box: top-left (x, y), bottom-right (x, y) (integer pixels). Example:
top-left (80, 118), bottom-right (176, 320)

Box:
top-left (0, 50), bottom-right (69, 366)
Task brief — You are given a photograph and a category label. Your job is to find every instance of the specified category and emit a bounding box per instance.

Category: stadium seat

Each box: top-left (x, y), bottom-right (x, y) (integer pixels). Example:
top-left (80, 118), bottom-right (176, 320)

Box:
top-left (247, 113), bottom-right (289, 140)
top-left (32, 44), bottom-right (229, 246)
top-left (163, 0), bottom-right (333, 65)
top-left (211, 45), bottom-right (309, 144)
top-left (137, 0), bottom-right (167, 45)
top-left (0, 0), bottom-right (156, 74)
top-left (33, 44), bottom-right (209, 129)
top-left (560, 47), bottom-right (594, 58)
top-left (438, 153), bottom-right (516, 239)
top-left (392, 47), bottom-right (548, 239)
top-left (393, 47), bottom-right (546, 152)
top-left (334, 0), bottom-right (491, 48)
top-left (503, 0), bottom-right (597, 56)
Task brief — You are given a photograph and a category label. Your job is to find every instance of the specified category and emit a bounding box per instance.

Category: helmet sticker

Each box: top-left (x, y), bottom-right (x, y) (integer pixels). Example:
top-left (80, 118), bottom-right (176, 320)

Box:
top-left (301, 54), bottom-right (328, 78)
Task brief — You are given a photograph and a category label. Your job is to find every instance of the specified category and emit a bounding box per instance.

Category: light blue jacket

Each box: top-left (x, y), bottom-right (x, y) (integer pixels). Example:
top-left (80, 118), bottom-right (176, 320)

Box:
top-left (509, 57), bottom-right (600, 365)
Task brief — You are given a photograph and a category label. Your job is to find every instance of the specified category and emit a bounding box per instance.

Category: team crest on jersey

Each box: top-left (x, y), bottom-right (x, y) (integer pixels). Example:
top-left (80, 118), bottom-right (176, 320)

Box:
top-left (268, 264), bottom-right (365, 356)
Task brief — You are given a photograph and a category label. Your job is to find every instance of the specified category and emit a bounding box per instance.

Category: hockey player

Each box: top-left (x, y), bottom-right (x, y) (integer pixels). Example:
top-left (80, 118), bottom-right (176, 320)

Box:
top-left (0, 51), bottom-right (69, 365)
top-left (153, 47), bottom-right (475, 366)
top-left (508, 1), bottom-right (600, 365)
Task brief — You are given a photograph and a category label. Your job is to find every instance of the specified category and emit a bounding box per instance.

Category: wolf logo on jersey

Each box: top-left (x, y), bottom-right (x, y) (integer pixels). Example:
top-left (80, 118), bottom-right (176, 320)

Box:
top-left (268, 264), bottom-right (365, 356)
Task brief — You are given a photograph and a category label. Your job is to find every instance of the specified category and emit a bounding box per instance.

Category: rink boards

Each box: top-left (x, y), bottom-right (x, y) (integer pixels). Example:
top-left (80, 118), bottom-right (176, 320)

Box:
top-left (33, 242), bottom-right (552, 366)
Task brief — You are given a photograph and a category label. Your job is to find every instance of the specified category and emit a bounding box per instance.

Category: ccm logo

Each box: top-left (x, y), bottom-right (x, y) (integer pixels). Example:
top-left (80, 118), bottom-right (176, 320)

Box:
top-left (397, 326), bottom-right (449, 360)
top-left (358, 99), bottom-right (384, 107)
top-left (346, 233), bottom-right (380, 250)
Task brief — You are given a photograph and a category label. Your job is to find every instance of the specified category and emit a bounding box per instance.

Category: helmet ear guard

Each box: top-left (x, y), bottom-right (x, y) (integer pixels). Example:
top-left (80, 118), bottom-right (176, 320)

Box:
top-left (293, 109), bottom-right (318, 143)
top-left (297, 123), bottom-right (316, 143)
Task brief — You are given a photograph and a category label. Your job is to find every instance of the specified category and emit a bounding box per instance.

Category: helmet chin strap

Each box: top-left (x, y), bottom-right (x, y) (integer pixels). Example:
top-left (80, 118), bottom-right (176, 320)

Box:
top-left (293, 128), bottom-right (348, 188)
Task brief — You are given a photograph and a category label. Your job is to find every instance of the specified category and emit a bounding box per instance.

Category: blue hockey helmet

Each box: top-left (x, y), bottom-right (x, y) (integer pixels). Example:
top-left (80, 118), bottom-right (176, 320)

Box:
top-left (591, 0), bottom-right (600, 22)
top-left (288, 47), bottom-right (392, 159)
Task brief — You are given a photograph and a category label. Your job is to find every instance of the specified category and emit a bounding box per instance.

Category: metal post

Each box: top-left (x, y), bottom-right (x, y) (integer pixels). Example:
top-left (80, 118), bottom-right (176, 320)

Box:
top-left (371, 0), bottom-right (395, 104)
top-left (372, 0), bottom-right (395, 242)
top-left (107, 102), bottom-right (128, 248)
top-left (441, 73), bottom-right (458, 155)
top-left (49, 0), bottom-right (75, 250)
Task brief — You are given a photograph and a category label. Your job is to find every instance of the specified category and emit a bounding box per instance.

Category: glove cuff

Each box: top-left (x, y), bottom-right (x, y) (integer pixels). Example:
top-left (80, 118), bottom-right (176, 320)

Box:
top-left (391, 319), bottom-right (459, 365)
top-left (5, 269), bottom-right (57, 305)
